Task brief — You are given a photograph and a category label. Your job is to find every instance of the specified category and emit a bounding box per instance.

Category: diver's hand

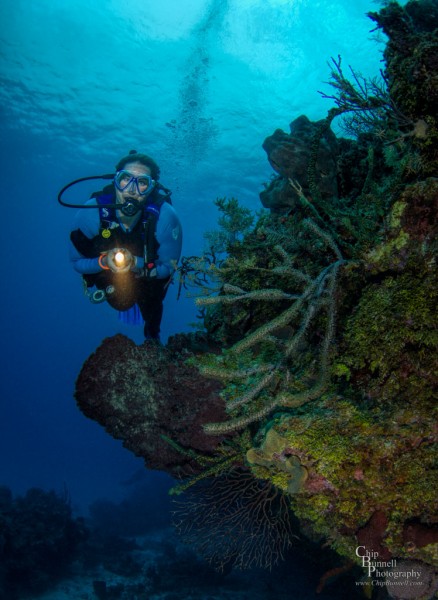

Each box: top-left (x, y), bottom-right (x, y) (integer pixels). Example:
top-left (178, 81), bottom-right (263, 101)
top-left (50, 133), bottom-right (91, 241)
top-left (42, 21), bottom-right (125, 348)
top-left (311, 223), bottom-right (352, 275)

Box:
top-left (106, 248), bottom-right (135, 273)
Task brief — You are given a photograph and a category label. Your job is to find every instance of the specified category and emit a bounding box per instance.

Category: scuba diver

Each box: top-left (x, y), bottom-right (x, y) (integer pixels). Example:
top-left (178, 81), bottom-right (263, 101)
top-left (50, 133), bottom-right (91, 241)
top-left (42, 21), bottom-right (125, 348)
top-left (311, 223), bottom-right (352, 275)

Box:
top-left (66, 150), bottom-right (182, 341)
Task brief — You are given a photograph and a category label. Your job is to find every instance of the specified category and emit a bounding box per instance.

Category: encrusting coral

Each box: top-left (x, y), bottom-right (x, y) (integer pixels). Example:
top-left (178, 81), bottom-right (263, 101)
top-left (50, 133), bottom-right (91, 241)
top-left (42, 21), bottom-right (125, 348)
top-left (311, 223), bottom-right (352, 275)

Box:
top-left (246, 428), bottom-right (309, 495)
top-left (75, 1), bottom-right (437, 594)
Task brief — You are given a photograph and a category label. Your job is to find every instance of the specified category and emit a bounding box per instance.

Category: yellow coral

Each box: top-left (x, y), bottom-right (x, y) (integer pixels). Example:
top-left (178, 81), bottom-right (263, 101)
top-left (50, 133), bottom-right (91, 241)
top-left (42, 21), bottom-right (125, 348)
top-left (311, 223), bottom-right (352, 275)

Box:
top-left (246, 428), bottom-right (308, 494)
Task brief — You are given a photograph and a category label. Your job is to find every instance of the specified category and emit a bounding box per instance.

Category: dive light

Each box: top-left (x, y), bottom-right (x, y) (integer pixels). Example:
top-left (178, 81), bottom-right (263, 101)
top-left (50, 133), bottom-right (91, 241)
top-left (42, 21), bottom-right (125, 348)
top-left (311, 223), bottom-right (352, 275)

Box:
top-left (114, 251), bottom-right (126, 267)
top-left (106, 248), bottom-right (132, 272)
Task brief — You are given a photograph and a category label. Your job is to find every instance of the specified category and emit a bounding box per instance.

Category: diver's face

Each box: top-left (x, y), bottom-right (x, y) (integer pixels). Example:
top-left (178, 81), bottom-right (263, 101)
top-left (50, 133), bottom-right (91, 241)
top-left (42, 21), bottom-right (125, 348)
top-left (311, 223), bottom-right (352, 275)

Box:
top-left (114, 161), bottom-right (152, 207)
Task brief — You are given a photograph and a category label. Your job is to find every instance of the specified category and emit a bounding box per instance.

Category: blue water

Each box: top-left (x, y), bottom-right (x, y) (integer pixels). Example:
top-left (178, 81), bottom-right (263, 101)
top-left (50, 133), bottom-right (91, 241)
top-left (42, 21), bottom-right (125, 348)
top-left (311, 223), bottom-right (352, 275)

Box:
top-left (0, 0), bottom-right (403, 596)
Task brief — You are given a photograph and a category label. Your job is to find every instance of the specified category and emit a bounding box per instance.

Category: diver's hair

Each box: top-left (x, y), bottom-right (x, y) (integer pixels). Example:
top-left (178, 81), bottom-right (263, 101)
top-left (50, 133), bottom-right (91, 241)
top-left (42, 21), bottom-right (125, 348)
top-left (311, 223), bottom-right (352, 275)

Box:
top-left (115, 150), bottom-right (160, 180)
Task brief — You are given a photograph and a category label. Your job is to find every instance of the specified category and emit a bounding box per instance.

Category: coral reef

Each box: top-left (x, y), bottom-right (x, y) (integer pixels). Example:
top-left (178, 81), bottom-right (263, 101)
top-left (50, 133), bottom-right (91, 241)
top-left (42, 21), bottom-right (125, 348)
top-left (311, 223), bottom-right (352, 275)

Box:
top-left (0, 486), bottom-right (87, 598)
top-left (246, 428), bottom-right (309, 495)
top-left (75, 1), bottom-right (437, 597)
top-left (368, 0), bottom-right (438, 174)
top-left (81, 525), bottom-right (366, 600)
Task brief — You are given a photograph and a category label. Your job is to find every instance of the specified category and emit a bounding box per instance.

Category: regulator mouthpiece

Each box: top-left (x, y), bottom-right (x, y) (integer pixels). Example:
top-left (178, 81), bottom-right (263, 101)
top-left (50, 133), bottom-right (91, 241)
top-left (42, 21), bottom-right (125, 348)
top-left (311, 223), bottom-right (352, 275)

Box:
top-left (121, 199), bottom-right (141, 216)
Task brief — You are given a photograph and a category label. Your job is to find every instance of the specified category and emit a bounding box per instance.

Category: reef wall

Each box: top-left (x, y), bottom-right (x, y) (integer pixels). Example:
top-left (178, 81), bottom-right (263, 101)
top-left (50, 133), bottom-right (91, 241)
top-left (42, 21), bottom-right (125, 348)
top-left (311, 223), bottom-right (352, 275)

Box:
top-left (75, 2), bottom-right (437, 597)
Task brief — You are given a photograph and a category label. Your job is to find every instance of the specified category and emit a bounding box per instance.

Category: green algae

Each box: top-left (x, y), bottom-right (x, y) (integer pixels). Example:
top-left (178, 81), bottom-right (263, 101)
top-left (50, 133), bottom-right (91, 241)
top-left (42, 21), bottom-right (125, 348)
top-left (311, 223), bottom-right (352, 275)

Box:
top-left (268, 398), bottom-right (437, 563)
top-left (339, 270), bottom-right (437, 403)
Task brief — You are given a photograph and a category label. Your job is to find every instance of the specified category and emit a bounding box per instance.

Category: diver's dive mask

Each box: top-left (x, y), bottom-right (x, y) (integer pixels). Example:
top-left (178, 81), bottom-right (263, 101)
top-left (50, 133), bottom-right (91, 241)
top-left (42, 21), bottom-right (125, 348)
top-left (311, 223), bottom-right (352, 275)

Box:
top-left (114, 170), bottom-right (155, 196)
top-left (57, 171), bottom-right (167, 217)
top-left (113, 170), bottom-right (156, 216)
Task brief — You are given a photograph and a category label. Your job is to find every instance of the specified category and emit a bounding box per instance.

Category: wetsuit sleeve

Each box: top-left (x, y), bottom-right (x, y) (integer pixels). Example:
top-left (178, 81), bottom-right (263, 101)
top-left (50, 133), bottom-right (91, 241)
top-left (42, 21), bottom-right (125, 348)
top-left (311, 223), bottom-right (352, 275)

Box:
top-left (69, 200), bottom-right (102, 274)
top-left (154, 203), bottom-right (183, 279)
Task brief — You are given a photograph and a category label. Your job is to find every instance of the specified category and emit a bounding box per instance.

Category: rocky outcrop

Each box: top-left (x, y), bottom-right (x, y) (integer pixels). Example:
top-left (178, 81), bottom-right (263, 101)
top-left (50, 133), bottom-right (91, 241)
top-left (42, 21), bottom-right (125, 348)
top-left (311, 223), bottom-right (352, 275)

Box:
top-left (260, 115), bottom-right (339, 213)
top-left (75, 334), bottom-right (228, 477)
